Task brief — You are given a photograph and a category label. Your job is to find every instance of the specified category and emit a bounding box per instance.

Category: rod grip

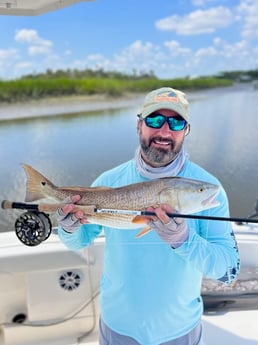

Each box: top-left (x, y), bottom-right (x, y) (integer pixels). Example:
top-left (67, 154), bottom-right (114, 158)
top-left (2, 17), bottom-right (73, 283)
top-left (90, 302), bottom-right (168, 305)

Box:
top-left (1, 200), bottom-right (13, 209)
top-left (1, 200), bottom-right (96, 215)
top-left (1, 200), bottom-right (39, 210)
top-left (1, 201), bottom-right (63, 213)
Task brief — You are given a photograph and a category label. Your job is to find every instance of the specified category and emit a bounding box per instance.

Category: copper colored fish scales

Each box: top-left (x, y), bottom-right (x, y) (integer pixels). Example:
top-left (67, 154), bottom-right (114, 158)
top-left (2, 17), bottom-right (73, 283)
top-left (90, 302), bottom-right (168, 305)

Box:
top-left (22, 164), bottom-right (220, 233)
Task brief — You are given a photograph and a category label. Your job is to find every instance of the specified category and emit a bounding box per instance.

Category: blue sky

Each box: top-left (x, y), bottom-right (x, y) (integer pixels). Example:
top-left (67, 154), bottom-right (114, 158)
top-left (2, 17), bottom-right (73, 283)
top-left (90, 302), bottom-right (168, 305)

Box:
top-left (0, 0), bottom-right (257, 80)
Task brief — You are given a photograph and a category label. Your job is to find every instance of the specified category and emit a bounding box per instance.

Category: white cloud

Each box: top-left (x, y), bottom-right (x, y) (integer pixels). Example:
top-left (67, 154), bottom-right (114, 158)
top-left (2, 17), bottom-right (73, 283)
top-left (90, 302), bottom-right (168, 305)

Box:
top-left (222, 40), bottom-right (249, 59)
top-left (15, 29), bottom-right (53, 56)
top-left (164, 40), bottom-right (191, 56)
top-left (155, 6), bottom-right (234, 35)
top-left (15, 29), bottom-right (40, 43)
top-left (110, 41), bottom-right (160, 73)
top-left (196, 46), bottom-right (217, 57)
top-left (0, 48), bottom-right (18, 60)
top-left (117, 40), bottom-right (157, 59)
top-left (28, 44), bottom-right (52, 56)
top-left (213, 37), bottom-right (223, 45)
top-left (114, 41), bottom-right (165, 74)
top-left (237, 0), bottom-right (258, 39)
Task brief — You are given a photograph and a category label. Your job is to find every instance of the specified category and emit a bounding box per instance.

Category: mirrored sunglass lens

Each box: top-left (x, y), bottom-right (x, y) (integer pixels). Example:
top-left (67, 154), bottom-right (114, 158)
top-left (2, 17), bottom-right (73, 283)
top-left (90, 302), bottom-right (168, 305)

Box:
top-left (145, 115), bottom-right (165, 128)
top-left (168, 118), bottom-right (186, 130)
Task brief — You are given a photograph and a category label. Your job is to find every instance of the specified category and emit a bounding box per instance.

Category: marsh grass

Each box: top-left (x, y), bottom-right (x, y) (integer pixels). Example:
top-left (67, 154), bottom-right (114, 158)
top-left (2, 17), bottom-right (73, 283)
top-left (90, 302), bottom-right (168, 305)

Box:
top-left (0, 77), bottom-right (233, 103)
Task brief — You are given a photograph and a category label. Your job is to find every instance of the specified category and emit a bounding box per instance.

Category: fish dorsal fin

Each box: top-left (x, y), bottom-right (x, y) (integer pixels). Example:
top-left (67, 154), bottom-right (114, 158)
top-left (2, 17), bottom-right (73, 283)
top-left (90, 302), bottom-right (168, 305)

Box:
top-left (61, 186), bottom-right (93, 192)
top-left (61, 186), bottom-right (112, 192)
top-left (59, 186), bottom-right (112, 192)
top-left (91, 186), bottom-right (113, 190)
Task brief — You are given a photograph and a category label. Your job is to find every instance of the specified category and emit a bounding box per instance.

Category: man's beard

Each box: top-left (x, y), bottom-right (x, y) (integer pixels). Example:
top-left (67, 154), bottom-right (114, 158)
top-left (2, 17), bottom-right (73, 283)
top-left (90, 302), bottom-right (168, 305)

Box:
top-left (140, 136), bottom-right (183, 167)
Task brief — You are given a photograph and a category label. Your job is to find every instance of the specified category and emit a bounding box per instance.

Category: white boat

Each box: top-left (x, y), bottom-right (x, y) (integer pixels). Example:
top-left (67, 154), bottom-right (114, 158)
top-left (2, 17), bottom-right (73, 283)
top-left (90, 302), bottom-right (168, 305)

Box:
top-left (1, 217), bottom-right (258, 345)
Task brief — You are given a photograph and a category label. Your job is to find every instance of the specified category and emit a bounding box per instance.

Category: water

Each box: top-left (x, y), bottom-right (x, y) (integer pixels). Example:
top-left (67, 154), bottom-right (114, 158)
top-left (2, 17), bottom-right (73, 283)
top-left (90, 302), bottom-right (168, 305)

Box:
top-left (1, 84), bottom-right (258, 232)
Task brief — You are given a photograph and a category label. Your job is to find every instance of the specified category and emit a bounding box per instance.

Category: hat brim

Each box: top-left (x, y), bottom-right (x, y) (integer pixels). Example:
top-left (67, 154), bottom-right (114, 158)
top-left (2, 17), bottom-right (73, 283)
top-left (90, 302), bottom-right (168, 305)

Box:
top-left (140, 102), bottom-right (189, 122)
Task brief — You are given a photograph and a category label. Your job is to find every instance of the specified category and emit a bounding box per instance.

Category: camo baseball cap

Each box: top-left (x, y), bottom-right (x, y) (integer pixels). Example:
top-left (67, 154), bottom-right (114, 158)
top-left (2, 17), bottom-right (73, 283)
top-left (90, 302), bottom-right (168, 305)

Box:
top-left (138, 87), bottom-right (190, 122)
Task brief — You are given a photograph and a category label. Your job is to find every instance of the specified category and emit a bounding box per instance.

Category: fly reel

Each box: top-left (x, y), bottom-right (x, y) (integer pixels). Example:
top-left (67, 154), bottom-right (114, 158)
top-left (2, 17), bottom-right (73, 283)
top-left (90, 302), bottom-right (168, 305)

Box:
top-left (15, 211), bottom-right (52, 246)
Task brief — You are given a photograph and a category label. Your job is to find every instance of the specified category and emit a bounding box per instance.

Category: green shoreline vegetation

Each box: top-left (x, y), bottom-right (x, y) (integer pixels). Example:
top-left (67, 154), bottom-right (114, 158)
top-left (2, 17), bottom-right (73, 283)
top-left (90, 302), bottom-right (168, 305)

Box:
top-left (0, 68), bottom-right (257, 103)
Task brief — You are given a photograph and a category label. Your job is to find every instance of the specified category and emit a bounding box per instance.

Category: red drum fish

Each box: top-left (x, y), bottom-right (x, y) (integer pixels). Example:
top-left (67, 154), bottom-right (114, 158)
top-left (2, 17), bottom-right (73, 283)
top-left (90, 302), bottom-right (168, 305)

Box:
top-left (19, 164), bottom-right (220, 235)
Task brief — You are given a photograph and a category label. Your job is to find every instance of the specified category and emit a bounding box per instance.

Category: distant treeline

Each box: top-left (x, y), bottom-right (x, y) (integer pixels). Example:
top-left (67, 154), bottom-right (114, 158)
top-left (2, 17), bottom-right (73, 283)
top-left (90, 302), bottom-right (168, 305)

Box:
top-left (217, 69), bottom-right (258, 81)
top-left (20, 67), bottom-right (258, 81)
top-left (1, 66), bottom-right (253, 103)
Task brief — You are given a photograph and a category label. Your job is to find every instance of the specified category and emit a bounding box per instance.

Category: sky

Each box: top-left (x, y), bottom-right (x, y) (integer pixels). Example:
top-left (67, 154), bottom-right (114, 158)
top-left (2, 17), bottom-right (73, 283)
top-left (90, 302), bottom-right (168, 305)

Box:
top-left (0, 0), bottom-right (258, 80)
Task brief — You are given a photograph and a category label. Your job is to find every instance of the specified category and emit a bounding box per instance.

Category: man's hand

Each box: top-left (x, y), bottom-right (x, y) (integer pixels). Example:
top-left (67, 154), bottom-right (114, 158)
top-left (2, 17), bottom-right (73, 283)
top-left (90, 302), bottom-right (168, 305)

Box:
top-left (147, 204), bottom-right (189, 248)
top-left (55, 195), bottom-right (89, 233)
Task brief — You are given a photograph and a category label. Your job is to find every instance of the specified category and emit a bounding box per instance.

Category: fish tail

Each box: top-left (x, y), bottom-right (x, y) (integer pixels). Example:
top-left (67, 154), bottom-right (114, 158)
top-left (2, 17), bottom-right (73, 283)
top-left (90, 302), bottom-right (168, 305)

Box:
top-left (22, 164), bottom-right (55, 202)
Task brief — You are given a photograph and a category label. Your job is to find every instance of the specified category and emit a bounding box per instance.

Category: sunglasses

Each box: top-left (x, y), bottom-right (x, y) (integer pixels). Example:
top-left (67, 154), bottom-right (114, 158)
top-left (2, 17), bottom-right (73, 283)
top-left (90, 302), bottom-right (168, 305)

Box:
top-left (138, 113), bottom-right (187, 131)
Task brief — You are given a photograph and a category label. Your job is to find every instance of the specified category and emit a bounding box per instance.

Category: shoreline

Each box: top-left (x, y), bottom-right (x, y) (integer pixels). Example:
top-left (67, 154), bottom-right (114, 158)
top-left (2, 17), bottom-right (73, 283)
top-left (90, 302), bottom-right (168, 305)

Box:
top-left (0, 84), bottom-right (240, 122)
top-left (0, 93), bottom-right (146, 122)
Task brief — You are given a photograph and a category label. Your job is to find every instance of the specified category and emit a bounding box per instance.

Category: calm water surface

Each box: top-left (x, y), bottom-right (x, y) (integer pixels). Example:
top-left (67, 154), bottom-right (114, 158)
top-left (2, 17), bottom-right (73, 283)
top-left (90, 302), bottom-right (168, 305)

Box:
top-left (1, 84), bottom-right (257, 232)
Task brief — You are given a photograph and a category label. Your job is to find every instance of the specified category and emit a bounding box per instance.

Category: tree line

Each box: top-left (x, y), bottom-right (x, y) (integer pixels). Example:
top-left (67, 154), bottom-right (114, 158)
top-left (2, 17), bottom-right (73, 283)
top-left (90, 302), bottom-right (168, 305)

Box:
top-left (1, 67), bottom-right (257, 103)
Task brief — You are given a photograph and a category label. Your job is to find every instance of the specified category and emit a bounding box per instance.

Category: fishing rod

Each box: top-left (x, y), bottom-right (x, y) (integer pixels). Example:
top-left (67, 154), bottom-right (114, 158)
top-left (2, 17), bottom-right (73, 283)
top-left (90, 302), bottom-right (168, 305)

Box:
top-left (2, 199), bottom-right (258, 246)
top-left (95, 208), bottom-right (258, 224)
top-left (2, 200), bottom-right (258, 224)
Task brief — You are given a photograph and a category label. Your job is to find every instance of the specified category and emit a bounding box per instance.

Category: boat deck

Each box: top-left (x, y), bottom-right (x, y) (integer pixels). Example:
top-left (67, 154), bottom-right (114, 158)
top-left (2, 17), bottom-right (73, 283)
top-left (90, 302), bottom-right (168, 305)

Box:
top-left (1, 223), bottom-right (258, 344)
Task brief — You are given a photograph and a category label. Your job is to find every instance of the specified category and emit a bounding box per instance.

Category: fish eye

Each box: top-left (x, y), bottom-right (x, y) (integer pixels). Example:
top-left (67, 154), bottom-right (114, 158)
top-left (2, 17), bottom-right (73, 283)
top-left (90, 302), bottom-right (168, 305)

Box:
top-left (41, 181), bottom-right (46, 186)
top-left (198, 188), bottom-right (204, 192)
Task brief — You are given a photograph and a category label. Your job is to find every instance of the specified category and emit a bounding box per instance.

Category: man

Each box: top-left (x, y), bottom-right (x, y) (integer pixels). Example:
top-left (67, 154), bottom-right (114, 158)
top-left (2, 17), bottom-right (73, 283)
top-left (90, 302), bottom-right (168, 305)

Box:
top-left (57, 87), bottom-right (240, 345)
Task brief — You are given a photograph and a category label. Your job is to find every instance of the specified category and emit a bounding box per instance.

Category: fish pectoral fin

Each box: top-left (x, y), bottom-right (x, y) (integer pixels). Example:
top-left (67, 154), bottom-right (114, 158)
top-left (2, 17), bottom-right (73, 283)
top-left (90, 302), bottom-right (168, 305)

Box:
top-left (132, 215), bottom-right (151, 224)
top-left (132, 215), bottom-right (151, 223)
top-left (135, 226), bottom-right (152, 238)
top-left (132, 216), bottom-right (152, 238)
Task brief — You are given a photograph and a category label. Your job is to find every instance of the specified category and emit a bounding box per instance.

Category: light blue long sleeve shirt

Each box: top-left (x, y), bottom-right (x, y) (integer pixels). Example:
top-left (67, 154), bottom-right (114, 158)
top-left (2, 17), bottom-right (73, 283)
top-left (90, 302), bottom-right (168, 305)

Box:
top-left (58, 158), bottom-right (240, 345)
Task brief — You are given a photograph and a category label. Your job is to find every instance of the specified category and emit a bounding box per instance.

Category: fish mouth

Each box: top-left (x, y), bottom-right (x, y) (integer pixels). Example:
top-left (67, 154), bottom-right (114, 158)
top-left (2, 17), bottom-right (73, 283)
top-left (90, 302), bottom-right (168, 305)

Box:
top-left (201, 191), bottom-right (220, 208)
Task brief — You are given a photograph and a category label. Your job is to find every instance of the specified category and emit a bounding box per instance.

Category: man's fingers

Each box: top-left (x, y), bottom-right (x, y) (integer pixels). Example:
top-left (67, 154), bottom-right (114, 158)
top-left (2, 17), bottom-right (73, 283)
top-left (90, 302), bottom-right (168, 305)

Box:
top-left (71, 194), bottom-right (81, 203)
top-left (146, 204), bottom-right (180, 225)
top-left (147, 206), bottom-right (170, 224)
top-left (62, 194), bottom-right (81, 205)
top-left (74, 210), bottom-right (85, 219)
top-left (61, 194), bottom-right (81, 214)
top-left (62, 203), bottom-right (75, 214)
